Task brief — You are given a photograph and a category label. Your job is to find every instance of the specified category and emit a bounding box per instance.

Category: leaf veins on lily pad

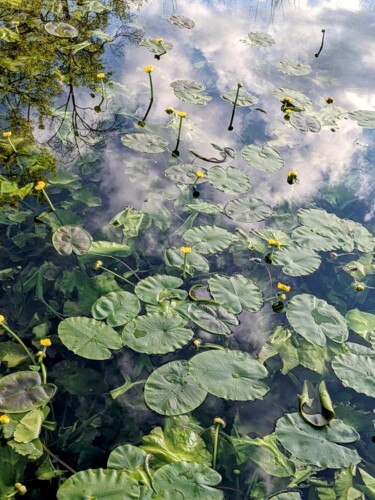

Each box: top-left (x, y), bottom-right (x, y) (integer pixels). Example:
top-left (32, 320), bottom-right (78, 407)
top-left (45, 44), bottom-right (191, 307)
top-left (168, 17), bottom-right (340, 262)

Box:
top-left (276, 60), bottom-right (312, 76)
top-left (240, 31), bottom-right (275, 47)
top-left (168, 15), bottom-right (195, 29)
top-left (171, 79), bottom-right (211, 105)
top-left (121, 133), bottom-right (169, 153)
top-left (44, 22), bottom-right (78, 38)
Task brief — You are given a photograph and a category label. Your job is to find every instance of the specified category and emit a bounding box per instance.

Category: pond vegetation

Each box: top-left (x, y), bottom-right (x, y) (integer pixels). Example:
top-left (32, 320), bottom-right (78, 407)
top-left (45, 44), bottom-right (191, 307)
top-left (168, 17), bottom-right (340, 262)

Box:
top-left (0, 0), bottom-right (375, 498)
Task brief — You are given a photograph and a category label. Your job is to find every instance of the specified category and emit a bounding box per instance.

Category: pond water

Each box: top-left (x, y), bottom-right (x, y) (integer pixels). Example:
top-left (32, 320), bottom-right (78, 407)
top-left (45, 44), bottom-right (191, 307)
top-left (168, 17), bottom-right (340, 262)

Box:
top-left (1, 0), bottom-right (375, 498)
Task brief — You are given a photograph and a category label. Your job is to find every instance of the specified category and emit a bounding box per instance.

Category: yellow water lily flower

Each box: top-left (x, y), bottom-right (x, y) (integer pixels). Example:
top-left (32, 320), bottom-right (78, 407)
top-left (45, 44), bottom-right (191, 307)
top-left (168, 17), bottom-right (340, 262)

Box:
top-left (277, 282), bottom-right (291, 293)
top-left (195, 171), bottom-right (204, 178)
top-left (144, 65), bottom-right (153, 73)
top-left (214, 417), bottom-right (226, 427)
top-left (355, 283), bottom-right (365, 292)
top-left (0, 415), bottom-right (10, 424)
top-left (2, 131), bottom-right (12, 138)
top-left (268, 239), bottom-right (281, 249)
top-left (14, 483), bottom-right (27, 495)
top-left (96, 72), bottom-right (105, 79)
top-left (283, 97), bottom-right (292, 103)
top-left (155, 38), bottom-right (163, 44)
top-left (0, 315), bottom-right (4, 324)
top-left (93, 260), bottom-right (103, 270)
top-left (181, 246), bottom-right (192, 254)
top-left (40, 338), bottom-right (52, 347)
top-left (177, 111), bottom-right (187, 118)
top-left (35, 181), bottom-right (46, 191)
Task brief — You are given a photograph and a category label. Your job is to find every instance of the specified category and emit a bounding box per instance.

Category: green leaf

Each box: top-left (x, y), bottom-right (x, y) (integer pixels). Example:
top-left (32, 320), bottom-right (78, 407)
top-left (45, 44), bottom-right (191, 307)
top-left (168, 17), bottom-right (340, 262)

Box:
top-left (221, 88), bottom-right (259, 106)
top-left (289, 113), bottom-right (321, 133)
top-left (52, 225), bottom-right (92, 256)
top-left (58, 317), bottom-right (122, 360)
top-left (240, 31), bottom-right (275, 47)
top-left (272, 247), bottom-right (321, 276)
top-left (81, 0), bottom-right (110, 13)
top-left (92, 291), bottom-right (140, 327)
top-left (225, 197), bottom-right (273, 222)
top-left (275, 413), bottom-right (360, 468)
top-left (134, 275), bottom-right (186, 305)
top-left (208, 274), bottom-right (263, 314)
top-left (108, 444), bottom-right (147, 471)
top-left (152, 462), bottom-right (223, 499)
top-left (299, 380), bottom-right (335, 427)
top-left (291, 226), bottom-right (340, 252)
top-left (286, 294), bottom-right (348, 347)
top-left (348, 110), bottom-right (375, 128)
top-left (276, 60), bottom-right (312, 76)
top-left (164, 247), bottom-right (210, 274)
top-left (186, 201), bottom-right (223, 215)
top-left (164, 164), bottom-right (207, 184)
top-left (332, 352), bottom-right (375, 397)
top-left (0, 27), bottom-right (19, 42)
top-left (345, 309), bottom-right (375, 344)
top-left (182, 225), bottom-right (233, 254)
top-left (170, 79), bottom-right (211, 105)
top-left (258, 327), bottom-right (300, 374)
top-left (272, 87), bottom-right (313, 110)
top-left (207, 166), bottom-right (251, 194)
top-left (69, 40), bottom-right (92, 55)
top-left (242, 144), bottom-right (284, 172)
top-left (13, 409), bottom-right (44, 443)
top-left (232, 433), bottom-right (294, 477)
top-left (167, 15), bottom-right (195, 29)
top-left (0, 342), bottom-right (29, 368)
top-left (122, 312), bottom-right (194, 355)
top-left (139, 38), bottom-right (173, 54)
top-left (144, 361), bottom-right (207, 415)
top-left (189, 349), bottom-right (269, 400)
top-left (81, 241), bottom-right (131, 262)
top-left (180, 303), bottom-right (239, 335)
top-left (358, 468), bottom-right (375, 498)
top-left (0, 372), bottom-right (56, 413)
top-left (8, 438), bottom-right (43, 460)
top-left (121, 133), bottom-right (169, 153)
top-left (57, 469), bottom-right (140, 499)
top-left (44, 22), bottom-right (78, 38)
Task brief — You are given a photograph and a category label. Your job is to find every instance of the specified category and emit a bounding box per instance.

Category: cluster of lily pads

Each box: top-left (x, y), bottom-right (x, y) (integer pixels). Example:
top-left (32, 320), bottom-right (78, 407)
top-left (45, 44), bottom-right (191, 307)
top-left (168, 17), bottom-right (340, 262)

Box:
top-left (1, 2), bottom-right (375, 499)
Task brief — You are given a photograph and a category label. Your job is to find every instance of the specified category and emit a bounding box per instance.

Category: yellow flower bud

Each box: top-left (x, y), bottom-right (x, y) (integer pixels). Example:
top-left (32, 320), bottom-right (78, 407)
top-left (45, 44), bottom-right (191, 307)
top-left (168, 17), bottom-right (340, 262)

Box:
top-left (195, 171), bottom-right (204, 178)
top-left (279, 293), bottom-right (287, 301)
top-left (0, 415), bottom-right (10, 425)
top-left (34, 181), bottom-right (46, 191)
top-left (177, 111), bottom-right (187, 118)
top-left (0, 315), bottom-right (5, 324)
top-left (144, 65), bottom-right (153, 73)
top-left (213, 417), bottom-right (226, 427)
top-left (11, 20), bottom-right (20, 26)
top-left (193, 339), bottom-right (201, 348)
top-left (155, 38), bottom-right (163, 44)
top-left (93, 260), bottom-right (103, 270)
top-left (15, 483), bottom-right (27, 495)
top-left (287, 171), bottom-right (298, 185)
top-left (277, 282), bottom-right (291, 293)
top-left (181, 246), bottom-right (192, 254)
top-left (268, 239), bottom-right (281, 249)
top-left (283, 97), bottom-right (292, 103)
top-left (40, 338), bottom-right (52, 347)
top-left (165, 107), bottom-right (174, 115)
top-left (2, 131), bottom-right (12, 138)
top-left (96, 72), bottom-right (105, 79)
top-left (355, 283), bottom-right (365, 292)
top-left (36, 351), bottom-right (46, 358)
top-left (325, 97), bottom-right (334, 104)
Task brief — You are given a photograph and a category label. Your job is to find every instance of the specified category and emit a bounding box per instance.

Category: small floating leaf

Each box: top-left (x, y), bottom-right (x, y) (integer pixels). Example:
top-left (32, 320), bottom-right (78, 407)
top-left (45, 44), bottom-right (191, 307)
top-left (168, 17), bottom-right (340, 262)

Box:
top-left (182, 225), bottom-right (232, 254)
top-left (225, 197), bottom-right (272, 223)
top-left (276, 59), bottom-right (312, 76)
top-left (52, 225), bottom-right (92, 256)
top-left (207, 166), bottom-right (251, 194)
top-left (139, 38), bottom-right (173, 54)
top-left (121, 133), bottom-right (169, 153)
top-left (134, 275), bottom-right (186, 305)
top-left (272, 247), bottom-right (321, 276)
top-left (221, 89), bottom-right (259, 107)
top-left (272, 88), bottom-right (313, 111)
top-left (165, 164), bottom-right (207, 184)
top-left (92, 291), bottom-right (140, 327)
top-left (167, 15), bottom-right (195, 29)
top-left (240, 31), bottom-right (275, 47)
top-left (144, 361), bottom-right (207, 415)
top-left (44, 22), bottom-right (78, 38)
top-left (165, 247), bottom-right (210, 274)
top-left (170, 79), bottom-right (211, 105)
top-left (289, 113), bottom-right (321, 133)
top-left (242, 144), bottom-right (284, 172)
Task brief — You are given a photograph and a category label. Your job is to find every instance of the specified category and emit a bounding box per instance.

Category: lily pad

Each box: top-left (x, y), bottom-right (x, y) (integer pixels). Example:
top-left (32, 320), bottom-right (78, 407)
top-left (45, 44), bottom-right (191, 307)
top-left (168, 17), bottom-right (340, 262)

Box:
top-left (332, 352), bottom-right (375, 397)
top-left (208, 274), bottom-right (263, 314)
top-left (242, 144), bottom-right (284, 172)
top-left (121, 133), bottom-right (169, 153)
top-left (44, 22), bottom-right (78, 38)
top-left (139, 38), bottom-right (173, 54)
top-left (170, 79), bottom-right (211, 105)
top-left (300, 380), bottom-right (335, 427)
top-left (164, 247), bottom-right (210, 274)
top-left (164, 164), bottom-right (206, 185)
top-left (225, 197), bottom-right (273, 222)
top-left (144, 361), bottom-right (207, 415)
top-left (291, 226), bottom-right (340, 252)
top-left (277, 60), bottom-right (312, 76)
top-left (272, 247), bottom-right (321, 276)
top-left (240, 31), bottom-right (275, 47)
top-left (207, 166), bottom-right (251, 194)
top-left (289, 113), bottom-right (321, 133)
top-left (134, 275), bottom-right (186, 305)
top-left (345, 309), bottom-right (375, 344)
top-left (52, 225), bottom-right (92, 256)
top-left (58, 317), bottom-right (122, 360)
top-left (275, 413), bottom-right (360, 469)
top-left (189, 349), bottom-right (269, 400)
top-left (57, 469), bottom-right (140, 499)
top-left (152, 462), bottom-right (223, 499)
top-left (186, 201), bottom-right (223, 215)
top-left (168, 14), bottom-right (195, 29)
top-left (272, 88), bottom-right (313, 111)
top-left (122, 313), bottom-right (194, 355)
top-left (221, 89), bottom-right (259, 107)
top-left (182, 225), bottom-right (233, 254)
top-left (14, 409), bottom-right (44, 443)
top-left (286, 294), bottom-right (348, 347)
top-left (92, 291), bottom-right (140, 327)
top-left (180, 303), bottom-right (239, 335)
top-left (348, 110), bottom-right (375, 128)
top-left (0, 372), bottom-right (56, 413)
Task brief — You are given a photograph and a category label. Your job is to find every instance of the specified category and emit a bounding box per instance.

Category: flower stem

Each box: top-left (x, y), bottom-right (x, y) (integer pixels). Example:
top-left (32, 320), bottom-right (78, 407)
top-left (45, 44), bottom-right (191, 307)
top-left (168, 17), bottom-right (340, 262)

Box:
top-left (7, 137), bottom-right (17, 153)
top-left (101, 266), bottom-right (135, 287)
top-left (228, 83), bottom-right (242, 131)
top-left (182, 252), bottom-right (188, 279)
top-left (213, 424), bottom-right (220, 469)
top-left (140, 73), bottom-right (154, 124)
top-left (172, 116), bottom-right (183, 156)
top-left (1, 323), bottom-right (35, 364)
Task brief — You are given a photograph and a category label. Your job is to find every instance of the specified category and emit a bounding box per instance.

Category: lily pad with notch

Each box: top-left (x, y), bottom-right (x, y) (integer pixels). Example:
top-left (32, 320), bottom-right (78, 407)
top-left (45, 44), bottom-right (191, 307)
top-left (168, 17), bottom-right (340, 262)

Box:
top-left (276, 60), bottom-right (312, 76)
top-left (168, 15), bottom-right (195, 29)
top-left (0, 372), bottom-right (56, 413)
top-left (240, 31), bottom-right (275, 47)
top-left (139, 38), bottom-right (173, 54)
top-left (164, 164), bottom-right (207, 184)
top-left (289, 113), bottom-right (321, 133)
top-left (121, 133), bottom-right (169, 153)
top-left (165, 247), bottom-right (210, 274)
top-left (207, 166), bottom-right (251, 194)
top-left (208, 274), bottom-right (263, 314)
top-left (134, 275), bottom-right (187, 305)
top-left (182, 225), bottom-right (233, 254)
top-left (272, 87), bottom-right (313, 111)
top-left (179, 302), bottom-right (239, 335)
top-left (225, 197), bottom-right (273, 223)
top-left (272, 247), bottom-right (321, 276)
top-left (332, 352), bottom-right (375, 398)
top-left (170, 79), bottom-right (211, 105)
top-left (242, 144), bottom-right (284, 172)
top-left (44, 22), bottom-right (78, 38)
top-left (348, 110), bottom-right (375, 128)
top-left (221, 89), bottom-right (259, 106)
top-left (92, 291), bottom-right (140, 327)
top-left (52, 225), bottom-right (92, 256)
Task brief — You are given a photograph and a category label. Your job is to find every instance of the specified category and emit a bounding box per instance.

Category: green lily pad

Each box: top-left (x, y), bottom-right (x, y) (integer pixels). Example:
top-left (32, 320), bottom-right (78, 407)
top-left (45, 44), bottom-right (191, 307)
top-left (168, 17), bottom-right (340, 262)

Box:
top-left (122, 313), bottom-right (194, 355)
top-left (0, 372), bottom-right (56, 413)
top-left (121, 133), bottom-right (169, 153)
top-left (14, 409), bottom-right (44, 444)
top-left (348, 110), bottom-right (375, 128)
top-left (225, 197), bottom-right (273, 222)
top-left (291, 226), bottom-right (340, 252)
top-left (207, 166), bottom-right (251, 194)
top-left (186, 201), bottom-right (223, 215)
top-left (275, 413), bottom-right (360, 469)
top-left (242, 144), bottom-right (284, 172)
top-left (152, 462), bottom-right (223, 499)
top-left (52, 225), bottom-right (92, 256)
top-left (134, 275), bottom-right (187, 305)
top-left (180, 303), bottom-right (239, 335)
top-left (164, 247), bottom-right (210, 274)
top-left (107, 444), bottom-right (147, 471)
top-left (272, 247), bottom-right (321, 276)
top-left (240, 31), bottom-right (275, 47)
top-left (139, 38), bottom-right (173, 54)
top-left (332, 352), bottom-right (375, 397)
top-left (300, 380), bottom-right (335, 427)
top-left (144, 361), bottom-right (207, 415)
top-left (57, 469), bottom-right (140, 499)
top-left (189, 349), bottom-right (269, 400)
top-left (182, 225), bottom-right (233, 254)
top-left (286, 294), bottom-right (348, 347)
top-left (170, 80), bottom-right (211, 105)
top-left (221, 89), bottom-right (259, 107)
top-left (272, 88), bottom-right (313, 111)
top-left (164, 164), bottom-right (207, 184)
top-left (345, 309), bottom-right (375, 344)
top-left (92, 291), bottom-right (140, 327)
top-left (168, 15), bottom-right (195, 29)
top-left (289, 113), bottom-right (321, 133)
top-left (276, 60), bottom-right (312, 76)
top-left (82, 1), bottom-right (110, 13)
top-left (58, 317), bottom-right (122, 360)
top-left (44, 22), bottom-right (78, 38)
top-left (208, 274), bottom-right (263, 314)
